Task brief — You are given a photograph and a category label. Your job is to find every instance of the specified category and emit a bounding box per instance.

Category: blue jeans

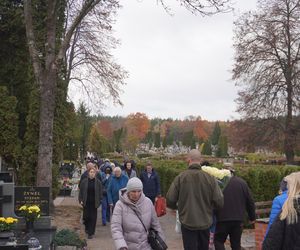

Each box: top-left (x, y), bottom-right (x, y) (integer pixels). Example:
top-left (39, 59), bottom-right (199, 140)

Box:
top-left (210, 215), bottom-right (217, 233)
top-left (101, 195), bottom-right (110, 224)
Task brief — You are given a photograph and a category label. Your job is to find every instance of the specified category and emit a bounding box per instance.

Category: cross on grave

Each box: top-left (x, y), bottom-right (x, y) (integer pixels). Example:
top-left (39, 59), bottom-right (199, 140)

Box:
top-left (0, 185), bottom-right (12, 216)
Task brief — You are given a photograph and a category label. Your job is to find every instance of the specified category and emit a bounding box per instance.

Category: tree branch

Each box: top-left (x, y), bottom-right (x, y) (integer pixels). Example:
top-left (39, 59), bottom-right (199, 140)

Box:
top-left (56, 0), bottom-right (101, 63)
top-left (23, 0), bottom-right (43, 84)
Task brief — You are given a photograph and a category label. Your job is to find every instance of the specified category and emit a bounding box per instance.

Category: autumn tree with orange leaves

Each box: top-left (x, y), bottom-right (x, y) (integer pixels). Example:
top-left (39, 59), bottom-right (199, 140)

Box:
top-left (123, 112), bottom-right (150, 152)
top-left (193, 119), bottom-right (208, 141)
top-left (95, 120), bottom-right (113, 140)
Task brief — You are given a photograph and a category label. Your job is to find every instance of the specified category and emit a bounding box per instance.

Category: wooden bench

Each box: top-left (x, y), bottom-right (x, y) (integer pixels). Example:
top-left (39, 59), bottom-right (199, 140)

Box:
top-left (255, 200), bottom-right (273, 219)
top-left (255, 200), bottom-right (272, 249)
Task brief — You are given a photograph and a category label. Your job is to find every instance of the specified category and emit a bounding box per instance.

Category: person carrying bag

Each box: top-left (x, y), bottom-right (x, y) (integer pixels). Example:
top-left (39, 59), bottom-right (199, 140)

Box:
top-left (131, 207), bottom-right (168, 250)
top-left (111, 177), bottom-right (166, 250)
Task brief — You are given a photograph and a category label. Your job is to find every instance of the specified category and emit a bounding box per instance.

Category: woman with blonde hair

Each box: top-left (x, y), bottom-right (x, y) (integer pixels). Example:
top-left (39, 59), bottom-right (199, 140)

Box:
top-left (263, 171), bottom-right (300, 249)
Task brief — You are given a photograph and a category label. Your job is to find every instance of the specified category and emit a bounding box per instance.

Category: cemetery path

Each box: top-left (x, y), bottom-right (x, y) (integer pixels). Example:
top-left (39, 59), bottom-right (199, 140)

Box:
top-left (53, 196), bottom-right (183, 249)
top-left (53, 196), bottom-right (255, 250)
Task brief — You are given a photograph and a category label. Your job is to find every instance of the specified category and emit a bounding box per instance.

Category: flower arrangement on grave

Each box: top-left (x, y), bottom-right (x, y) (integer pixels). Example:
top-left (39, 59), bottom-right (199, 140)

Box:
top-left (18, 205), bottom-right (41, 222)
top-left (201, 166), bottom-right (232, 190)
top-left (0, 217), bottom-right (18, 232)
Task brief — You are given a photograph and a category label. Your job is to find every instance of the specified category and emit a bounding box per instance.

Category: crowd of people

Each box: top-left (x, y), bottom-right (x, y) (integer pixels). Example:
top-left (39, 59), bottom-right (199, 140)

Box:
top-left (78, 152), bottom-right (300, 250)
top-left (78, 157), bottom-right (162, 243)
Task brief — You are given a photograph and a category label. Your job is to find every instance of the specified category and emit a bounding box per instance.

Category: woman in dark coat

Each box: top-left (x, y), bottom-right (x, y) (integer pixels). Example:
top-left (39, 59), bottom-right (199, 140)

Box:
top-left (263, 171), bottom-right (300, 250)
top-left (79, 166), bottom-right (102, 239)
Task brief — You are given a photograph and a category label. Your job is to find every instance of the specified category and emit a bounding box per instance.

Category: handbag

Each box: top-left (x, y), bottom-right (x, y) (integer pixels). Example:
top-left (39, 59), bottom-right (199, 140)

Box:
top-left (148, 228), bottom-right (168, 250)
top-left (130, 207), bottom-right (168, 250)
top-left (155, 197), bottom-right (167, 217)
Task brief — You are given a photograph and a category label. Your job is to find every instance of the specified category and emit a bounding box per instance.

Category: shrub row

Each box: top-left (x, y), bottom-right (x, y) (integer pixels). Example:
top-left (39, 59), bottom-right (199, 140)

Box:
top-left (135, 160), bottom-right (300, 202)
top-left (135, 159), bottom-right (184, 193)
top-left (234, 165), bottom-right (300, 201)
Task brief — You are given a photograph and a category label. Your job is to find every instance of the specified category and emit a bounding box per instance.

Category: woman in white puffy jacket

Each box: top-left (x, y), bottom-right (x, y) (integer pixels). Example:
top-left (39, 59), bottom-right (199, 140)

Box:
top-left (111, 177), bottom-right (165, 250)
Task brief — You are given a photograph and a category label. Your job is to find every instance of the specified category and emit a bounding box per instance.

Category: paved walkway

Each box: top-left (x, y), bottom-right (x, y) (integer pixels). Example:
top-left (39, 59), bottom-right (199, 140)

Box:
top-left (54, 196), bottom-right (255, 250)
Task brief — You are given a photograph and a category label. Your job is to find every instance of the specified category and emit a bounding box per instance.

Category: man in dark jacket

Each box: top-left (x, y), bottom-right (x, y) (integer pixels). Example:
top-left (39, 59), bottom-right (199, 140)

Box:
top-left (214, 172), bottom-right (256, 250)
top-left (140, 161), bottom-right (161, 204)
top-left (166, 149), bottom-right (224, 250)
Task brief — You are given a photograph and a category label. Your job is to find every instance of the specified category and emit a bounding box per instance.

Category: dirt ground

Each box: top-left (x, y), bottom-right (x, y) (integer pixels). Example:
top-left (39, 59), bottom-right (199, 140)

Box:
top-left (52, 205), bottom-right (85, 238)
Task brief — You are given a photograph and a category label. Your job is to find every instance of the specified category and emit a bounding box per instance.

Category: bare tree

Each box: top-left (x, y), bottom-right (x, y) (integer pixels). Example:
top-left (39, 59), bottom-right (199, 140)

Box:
top-left (23, 0), bottom-right (232, 193)
top-left (23, 0), bottom-right (124, 190)
top-left (65, 0), bottom-right (127, 109)
top-left (158, 0), bottom-right (232, 15)
top-left (232, 0), bottom-right (300, 164)
top-left (228, 118), bottom-right (285, 154)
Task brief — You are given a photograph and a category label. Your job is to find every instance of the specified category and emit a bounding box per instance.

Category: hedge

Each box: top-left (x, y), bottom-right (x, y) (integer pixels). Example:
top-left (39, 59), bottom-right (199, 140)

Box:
top-left (234, 165), bottom-right (300, 201)
top-left (135, 160), bottom-right (300, 202)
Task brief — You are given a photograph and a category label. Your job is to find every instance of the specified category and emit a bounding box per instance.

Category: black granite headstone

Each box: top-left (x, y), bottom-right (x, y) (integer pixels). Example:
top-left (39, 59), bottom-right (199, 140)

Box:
top-left (0, 182), bottom-right (15, 217)
top-left (59, 162), bottom-right (75, 178)
top-left (1, 245), bottom-right (29, 250)
top-left (0, 172), bottom-right (13, 183)
top-left (0, 185), bottom-right (13, 216)
top-left (14, 187), bottom-right (50, 216)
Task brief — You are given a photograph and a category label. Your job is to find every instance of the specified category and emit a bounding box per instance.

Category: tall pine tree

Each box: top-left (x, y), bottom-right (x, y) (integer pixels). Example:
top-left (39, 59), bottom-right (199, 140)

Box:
top-left (211, 122), bottom-right (221, 146)
top-left (0, 87), bottom-right (20, 168)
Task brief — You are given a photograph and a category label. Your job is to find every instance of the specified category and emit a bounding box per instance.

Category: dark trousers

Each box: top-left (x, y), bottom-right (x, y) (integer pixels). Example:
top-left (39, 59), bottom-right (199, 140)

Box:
top-left (214, 221), bottom-right (243, 250)
top-left (83, 204), bottom-right (97, 236)
top-left (148, 196), bottom-right (156, 204)
top-left (181, 225), bottom-right (209, 250)
top-left (101, 195), bottom-right (110, 224)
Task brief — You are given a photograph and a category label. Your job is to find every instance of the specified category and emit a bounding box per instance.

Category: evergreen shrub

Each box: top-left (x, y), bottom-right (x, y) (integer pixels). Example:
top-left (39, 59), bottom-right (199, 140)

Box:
top-left (54, 229), bottom-right (85, 247)
top-left (135, 159), bottom-right (300, 200)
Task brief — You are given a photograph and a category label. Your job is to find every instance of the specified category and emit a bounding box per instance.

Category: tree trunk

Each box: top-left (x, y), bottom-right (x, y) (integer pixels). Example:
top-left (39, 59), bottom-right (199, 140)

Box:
top-left (36, 68), bottom-right (57, 216)
top-left (284, 122), bottom-right (295, 165)
top-left (284, 81), bottom-right (295, 165)
top-left (35, 0), bottom-right (57, 210)
top-left (36, 70), bottom-right (56, 187)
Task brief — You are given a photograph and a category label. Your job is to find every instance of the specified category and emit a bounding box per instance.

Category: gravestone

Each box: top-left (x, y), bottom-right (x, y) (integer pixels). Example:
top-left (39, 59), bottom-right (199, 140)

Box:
top-left (1, 245), bottom-right (29, 250)
top-left (14, 186), bottom-right (50, 216)
top-left (13, 186), bottom-right (56, 249)
top-left (60, 162), bottom-right (75, 178)
top-left (0, 172), bottom-right (13, 183)
top-left (0, 181), bottom-right (56, 248)
top-left (0, 172), bottom-right (15, 217)
top-left (14, 186), bottom-right (51, 230)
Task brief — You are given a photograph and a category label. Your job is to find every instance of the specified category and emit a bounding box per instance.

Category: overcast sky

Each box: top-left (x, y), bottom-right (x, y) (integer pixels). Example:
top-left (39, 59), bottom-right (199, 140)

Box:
top-left (72, 0), bottom-right (258, 121)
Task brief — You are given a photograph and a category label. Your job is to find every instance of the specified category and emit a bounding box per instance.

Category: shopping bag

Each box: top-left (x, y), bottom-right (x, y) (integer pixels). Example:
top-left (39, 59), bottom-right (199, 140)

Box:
top-left (175, 210), bottom-right (181, 234)
top-left (155, 197), bottom-right (167, 217)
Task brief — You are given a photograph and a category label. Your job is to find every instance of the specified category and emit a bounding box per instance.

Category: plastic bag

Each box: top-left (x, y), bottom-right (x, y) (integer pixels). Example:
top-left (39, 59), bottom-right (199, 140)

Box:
top-left (155, 197), bottom-right (167, 217)
top-left (175, 210), bottom-right (181, 234)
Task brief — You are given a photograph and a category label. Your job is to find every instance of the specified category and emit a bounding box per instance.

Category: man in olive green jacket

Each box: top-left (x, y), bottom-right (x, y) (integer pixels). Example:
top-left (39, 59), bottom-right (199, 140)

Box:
top-left (166, 149), bottom-right (224, 250)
